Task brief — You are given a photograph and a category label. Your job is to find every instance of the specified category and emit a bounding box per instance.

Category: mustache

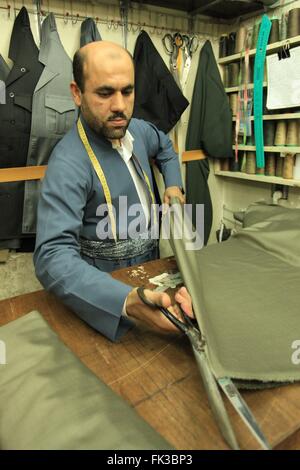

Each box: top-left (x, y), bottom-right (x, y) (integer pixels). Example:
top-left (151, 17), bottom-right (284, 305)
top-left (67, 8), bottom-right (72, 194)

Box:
top-left (107, 113), bottom-right (127, 121)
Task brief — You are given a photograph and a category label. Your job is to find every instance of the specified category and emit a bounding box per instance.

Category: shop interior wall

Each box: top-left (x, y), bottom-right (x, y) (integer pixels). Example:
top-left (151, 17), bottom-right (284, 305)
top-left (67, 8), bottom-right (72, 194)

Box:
top-left (0, 0), bottom-right (229, 248)
top-left (215, 0), bottom-right (300, 231)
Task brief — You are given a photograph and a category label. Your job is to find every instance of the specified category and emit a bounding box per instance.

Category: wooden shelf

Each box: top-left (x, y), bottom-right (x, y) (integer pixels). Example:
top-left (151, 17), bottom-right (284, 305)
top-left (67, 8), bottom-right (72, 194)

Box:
top-left (232, 145), bottom-right (300, 153)
top-left (218, 34), bottom-right (300, 64)
top-left (215, 170), bottom-right (300, 187)
top-left (232, 113), bottom-right (300, 121)
top-left (181, 149), bottom-right (207, 163)
top-left (0, 166), bottom-right (47, 183)
top-left (225, 82), bottom-right (267, 93)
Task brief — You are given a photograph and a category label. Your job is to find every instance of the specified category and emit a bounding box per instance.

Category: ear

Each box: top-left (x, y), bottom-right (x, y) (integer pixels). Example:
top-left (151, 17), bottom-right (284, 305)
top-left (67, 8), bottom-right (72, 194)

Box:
top-left (70, 81), bottom-right (82, 107)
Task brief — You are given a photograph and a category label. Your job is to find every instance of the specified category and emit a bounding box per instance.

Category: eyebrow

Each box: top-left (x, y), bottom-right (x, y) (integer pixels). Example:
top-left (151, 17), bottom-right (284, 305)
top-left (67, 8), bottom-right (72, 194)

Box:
top-left (95, 84), bottom-right (134, 93)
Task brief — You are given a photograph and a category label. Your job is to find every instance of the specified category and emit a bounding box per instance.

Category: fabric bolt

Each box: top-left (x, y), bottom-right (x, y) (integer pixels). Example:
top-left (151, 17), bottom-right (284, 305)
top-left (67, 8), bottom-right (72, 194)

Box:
top-left (22, 13), bottom-right (76, 234)
top-left (185, 40), bottom-right (232, 245)
top-left (169, 201), bottom-right (300, 384)
top-left (34, 117), bottom-right (182, 341)
top-left (80, 17), bottom-right (102, 46)
top-left (0, 311), bottom-right (171, 450)
top-left (133, 30), bottom-right (189, 134)
top-left (0, 7), bottom-right (44, 244)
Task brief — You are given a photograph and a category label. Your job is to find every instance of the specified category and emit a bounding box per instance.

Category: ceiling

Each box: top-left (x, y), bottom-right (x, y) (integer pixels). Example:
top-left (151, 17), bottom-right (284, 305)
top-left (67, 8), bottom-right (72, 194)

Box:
top-left (137, 0), bottom-right (278, 20)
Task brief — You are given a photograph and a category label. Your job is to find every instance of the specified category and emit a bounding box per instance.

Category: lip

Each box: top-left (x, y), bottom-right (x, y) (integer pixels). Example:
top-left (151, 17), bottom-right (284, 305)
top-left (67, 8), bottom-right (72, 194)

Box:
top-left (108, 119), bottom-right (127, 126)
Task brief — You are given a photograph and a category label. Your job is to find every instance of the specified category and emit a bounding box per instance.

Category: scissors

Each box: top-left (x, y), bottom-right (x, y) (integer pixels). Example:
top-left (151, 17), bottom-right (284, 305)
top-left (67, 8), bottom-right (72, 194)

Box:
top-left (182, 34), bottom-right (199, 57)
top-left (181, 34), bottom-right (200, 87)
top-left (137, 284), bottom-right (271, 450)
top-left (162, 32), bottom-right (185, 86)
top-left (137, 286), bottom-right (205, 352)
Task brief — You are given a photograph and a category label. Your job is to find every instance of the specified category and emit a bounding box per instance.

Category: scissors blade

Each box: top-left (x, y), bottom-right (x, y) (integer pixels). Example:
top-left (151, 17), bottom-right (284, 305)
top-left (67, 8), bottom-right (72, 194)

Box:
top-left (218, 377), bottom-right (271, 450)
top-left (192, 346), bottom-right (240, 450)
top-left (181, 56), bottom-right (191, 88)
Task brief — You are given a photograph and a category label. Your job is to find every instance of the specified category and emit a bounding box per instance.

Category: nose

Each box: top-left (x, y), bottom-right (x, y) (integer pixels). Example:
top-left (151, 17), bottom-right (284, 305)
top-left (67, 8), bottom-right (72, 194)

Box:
top-left (110, 91), bottom-right (126, 113)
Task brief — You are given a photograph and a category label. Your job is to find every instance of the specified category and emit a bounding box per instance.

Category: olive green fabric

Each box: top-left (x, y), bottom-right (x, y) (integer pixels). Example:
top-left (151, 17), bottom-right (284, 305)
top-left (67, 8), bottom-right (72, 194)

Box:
top-left (170, 202), bottom-right (300, 384)
top-left (0, 311), bottom-right (172, 450)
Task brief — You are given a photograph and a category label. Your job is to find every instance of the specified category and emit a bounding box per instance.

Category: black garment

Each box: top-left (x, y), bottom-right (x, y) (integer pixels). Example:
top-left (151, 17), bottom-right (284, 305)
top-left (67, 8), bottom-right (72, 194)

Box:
top-left (0, 54), bottom-right (10, 81)
top-left (133, 30), bottom-right (189, 134)
top-left (80, 18), bottom-right (101, 47)
top-left (0, 7), bottom-right (44, 243)
top-left (186, 40), bottom-right (232, 160)
top-left (186, 40), bottom-right (232, 245)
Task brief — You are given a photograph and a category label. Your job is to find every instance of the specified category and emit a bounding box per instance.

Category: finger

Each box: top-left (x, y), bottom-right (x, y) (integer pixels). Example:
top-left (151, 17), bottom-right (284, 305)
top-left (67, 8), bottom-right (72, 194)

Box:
top-left (144, 289), bottom-right (172, 309)
top-left (180, 302), bottom-right (194, 317)
top-left (174, 293), bottom-right (194, 318)
top-left (163, 195), bottom-right (170, 206)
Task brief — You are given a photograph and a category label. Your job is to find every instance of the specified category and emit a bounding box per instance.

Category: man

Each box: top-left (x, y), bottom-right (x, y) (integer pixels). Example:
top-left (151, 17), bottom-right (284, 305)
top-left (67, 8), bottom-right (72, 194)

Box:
top-left (34, 41), bottom-right (192, 341)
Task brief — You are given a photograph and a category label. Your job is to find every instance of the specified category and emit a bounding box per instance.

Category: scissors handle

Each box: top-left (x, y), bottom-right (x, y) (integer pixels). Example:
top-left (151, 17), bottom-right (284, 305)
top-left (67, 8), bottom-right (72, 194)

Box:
top-left (162, 33), bottom-right (174, 54)
top-left (136, 286), bottom-right (188, 333)
top-left (182, 34), bottom-right (199, 56)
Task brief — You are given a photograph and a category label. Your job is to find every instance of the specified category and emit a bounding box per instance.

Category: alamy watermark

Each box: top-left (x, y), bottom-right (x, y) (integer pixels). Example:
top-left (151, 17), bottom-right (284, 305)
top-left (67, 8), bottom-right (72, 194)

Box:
top-left (0, 340), bottom-right (6, 365)
top-left (0, 80), bottom-right (5, 104)
top-left (95, 197), bottom-right (204, 251)
top-left (291, 340), bottom-right (300, 365)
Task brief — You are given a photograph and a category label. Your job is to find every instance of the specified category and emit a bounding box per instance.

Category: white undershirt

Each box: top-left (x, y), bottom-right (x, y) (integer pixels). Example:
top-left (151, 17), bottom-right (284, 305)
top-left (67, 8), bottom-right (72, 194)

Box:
top-left (112, 130), bottom-right (151, 226)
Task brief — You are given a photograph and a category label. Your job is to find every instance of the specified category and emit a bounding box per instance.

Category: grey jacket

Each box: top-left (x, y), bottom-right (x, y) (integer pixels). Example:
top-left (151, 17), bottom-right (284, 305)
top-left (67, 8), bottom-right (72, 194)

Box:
top-left (22, 13), bottom-right (76, 234)
top-left (80, 18), bottom-right (101, 46)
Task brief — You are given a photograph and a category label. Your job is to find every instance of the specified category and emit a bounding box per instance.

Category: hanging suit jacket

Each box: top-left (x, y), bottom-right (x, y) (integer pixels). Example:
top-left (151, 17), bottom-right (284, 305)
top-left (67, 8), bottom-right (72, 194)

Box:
top-left (0, 54), bottom-right (10, 81)
top-left (34, 117), bottom-right (183, 341)
top-left (0, 7), bottom-right (44, 245)
top-left (80, 18), bottom-right (101, 46)
top-left (0, 55), bottom-right (9, 105)
top-left (185, 40), bottom-right (232, 245)
top-left (133, 30), bottom-right (189, 134)
top-left (22, 13), bottom-right (76, 234)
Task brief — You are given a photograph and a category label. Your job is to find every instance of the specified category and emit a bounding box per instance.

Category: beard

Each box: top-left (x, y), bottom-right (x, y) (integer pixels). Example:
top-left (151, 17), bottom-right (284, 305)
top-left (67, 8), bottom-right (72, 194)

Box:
top-left (80, 103), bottom-right (131, 140)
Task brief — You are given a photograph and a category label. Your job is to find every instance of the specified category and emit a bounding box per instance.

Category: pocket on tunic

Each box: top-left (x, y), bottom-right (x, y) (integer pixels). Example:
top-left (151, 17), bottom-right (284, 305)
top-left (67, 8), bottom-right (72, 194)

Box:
top-left (45, 94), bottom-right (76, 135)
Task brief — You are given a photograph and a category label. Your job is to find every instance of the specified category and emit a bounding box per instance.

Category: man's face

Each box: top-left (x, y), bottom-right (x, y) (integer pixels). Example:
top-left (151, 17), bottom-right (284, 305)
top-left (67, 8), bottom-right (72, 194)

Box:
top-left (72, 52), bottom-right (135, 141)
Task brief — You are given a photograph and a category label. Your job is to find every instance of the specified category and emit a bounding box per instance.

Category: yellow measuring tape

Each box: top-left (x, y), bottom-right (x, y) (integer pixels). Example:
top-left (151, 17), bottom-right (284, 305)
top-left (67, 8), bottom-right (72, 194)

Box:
top-left (77, 118), bottom-right (156, 242)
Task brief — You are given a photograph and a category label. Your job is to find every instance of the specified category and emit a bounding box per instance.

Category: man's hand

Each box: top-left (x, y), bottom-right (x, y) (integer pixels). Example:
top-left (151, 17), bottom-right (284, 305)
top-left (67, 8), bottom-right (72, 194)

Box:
top-left (125, 286), bottom-right (194, 334)
top-left (163, 186), bottom-right (185, 205)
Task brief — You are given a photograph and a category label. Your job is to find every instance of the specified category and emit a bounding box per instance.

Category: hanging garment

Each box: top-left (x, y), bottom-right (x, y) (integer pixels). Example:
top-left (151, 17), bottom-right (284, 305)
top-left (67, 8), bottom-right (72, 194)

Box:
top-left (0, 55), bottom-right (9, 107)
top-left (0, 7), bottom-right (44, 245)
top-left (185, 40), bottom-right (232, 244)
top-left (80, 17), bottom-right (101, 46)
top-left (0, 54), bottom-right (10, 81)
top-left (22, 13), bottom-right (76, 234)
top-left (133, 30), bottom-right (189, 134)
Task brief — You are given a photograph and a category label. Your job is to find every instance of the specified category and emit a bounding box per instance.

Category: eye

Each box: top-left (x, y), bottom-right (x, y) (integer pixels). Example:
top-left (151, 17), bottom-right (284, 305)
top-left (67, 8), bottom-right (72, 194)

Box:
top-left (122, 88), bottom-right (134, 96)
top-left (97, 91), bottom-right (113, 98)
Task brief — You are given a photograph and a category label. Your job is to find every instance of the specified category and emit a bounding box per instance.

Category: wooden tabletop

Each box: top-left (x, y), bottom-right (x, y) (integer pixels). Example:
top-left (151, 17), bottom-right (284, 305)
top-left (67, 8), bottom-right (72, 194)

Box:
top-left (0, 256), bottom-right (299, 450)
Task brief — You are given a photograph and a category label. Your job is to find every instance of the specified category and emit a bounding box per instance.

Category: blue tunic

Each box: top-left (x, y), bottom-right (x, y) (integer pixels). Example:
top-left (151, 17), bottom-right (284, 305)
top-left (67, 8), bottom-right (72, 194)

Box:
top-left (34, 118), bottom-right (183, 341)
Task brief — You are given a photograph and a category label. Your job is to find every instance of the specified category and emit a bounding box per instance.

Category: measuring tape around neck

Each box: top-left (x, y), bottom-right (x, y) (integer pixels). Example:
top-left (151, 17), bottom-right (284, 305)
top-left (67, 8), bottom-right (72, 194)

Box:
top-left (77, 118), bottom-right (156, 242)
top-left (77, 118), bottom-right (117, 242)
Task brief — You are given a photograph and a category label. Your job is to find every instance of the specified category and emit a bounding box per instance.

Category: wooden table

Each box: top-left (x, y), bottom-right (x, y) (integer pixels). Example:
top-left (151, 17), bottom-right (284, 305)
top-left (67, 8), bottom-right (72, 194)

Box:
top-left (0, 256), bottom-right (299, 450)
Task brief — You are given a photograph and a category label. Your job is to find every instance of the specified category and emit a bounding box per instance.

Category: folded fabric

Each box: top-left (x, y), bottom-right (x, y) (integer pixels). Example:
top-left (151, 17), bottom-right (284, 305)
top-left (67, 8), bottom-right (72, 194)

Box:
top-left (0, 311), bottom-right (171, 450)
top-left (169, 202), bottom-right (300, 384)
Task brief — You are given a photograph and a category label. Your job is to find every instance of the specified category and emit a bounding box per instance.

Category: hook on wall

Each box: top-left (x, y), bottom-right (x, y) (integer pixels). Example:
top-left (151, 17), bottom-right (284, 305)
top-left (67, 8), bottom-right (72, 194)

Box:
top-left (107, 18), bottom-right (113, 30)
top-left (72, 13), bottom-right (79, 25)
top-left (63, 11), bottom-right (70, 24)
top-left (6, 3), bottom-right (10, 18)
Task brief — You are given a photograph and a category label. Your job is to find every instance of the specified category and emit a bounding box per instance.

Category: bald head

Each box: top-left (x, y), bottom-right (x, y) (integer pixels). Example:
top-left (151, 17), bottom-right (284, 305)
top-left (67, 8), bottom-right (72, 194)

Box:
top-left (70, 40), bottom-right (135, 141)
top-left (73, 41), bottom-right (134, 92)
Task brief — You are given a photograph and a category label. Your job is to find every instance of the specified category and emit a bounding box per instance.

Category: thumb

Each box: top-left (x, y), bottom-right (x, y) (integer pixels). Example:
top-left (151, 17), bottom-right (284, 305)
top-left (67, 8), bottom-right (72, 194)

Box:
top-left (144, 289), bottom-right (172, 309)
